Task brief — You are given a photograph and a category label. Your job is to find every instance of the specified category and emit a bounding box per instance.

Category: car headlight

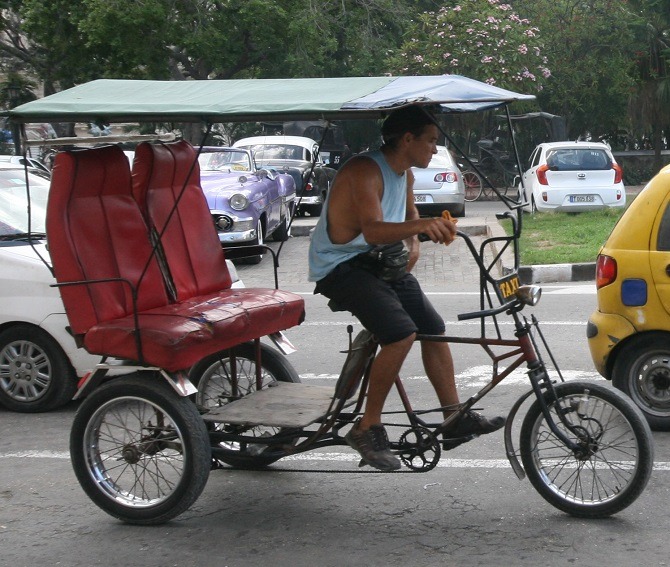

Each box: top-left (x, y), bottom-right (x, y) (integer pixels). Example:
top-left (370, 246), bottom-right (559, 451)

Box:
top-left (229, 193), bottom-right (249, 211)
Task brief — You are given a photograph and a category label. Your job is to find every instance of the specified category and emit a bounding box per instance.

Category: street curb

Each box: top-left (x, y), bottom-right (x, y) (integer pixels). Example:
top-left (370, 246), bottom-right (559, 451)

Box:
top-left (486, 217), bottom-right (596, 284)
top-left (291, 216), bottom-right (596, 284)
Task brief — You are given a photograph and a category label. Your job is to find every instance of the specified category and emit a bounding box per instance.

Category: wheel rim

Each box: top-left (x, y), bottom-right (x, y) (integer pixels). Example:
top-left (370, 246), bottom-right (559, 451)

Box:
top-left (196, 355), bottom-right (285, 455)
top-left (83, 396), bottom-right (188, 508)
top-left (630, 352), bottom-right (670, 417)
top-left (0, 339), bottom-right (51, 402)
top-left (528, 392), bottom-right (640, 506)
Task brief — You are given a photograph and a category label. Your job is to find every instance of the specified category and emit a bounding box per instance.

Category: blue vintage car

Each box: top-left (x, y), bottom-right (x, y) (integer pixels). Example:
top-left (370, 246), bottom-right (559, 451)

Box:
top-left (198, 147), bottom-right (296, 263)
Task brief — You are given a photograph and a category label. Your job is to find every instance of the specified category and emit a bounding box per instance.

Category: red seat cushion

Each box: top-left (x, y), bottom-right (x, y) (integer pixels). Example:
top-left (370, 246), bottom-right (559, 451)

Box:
top-left (82, 288), bottom-right (305, 372)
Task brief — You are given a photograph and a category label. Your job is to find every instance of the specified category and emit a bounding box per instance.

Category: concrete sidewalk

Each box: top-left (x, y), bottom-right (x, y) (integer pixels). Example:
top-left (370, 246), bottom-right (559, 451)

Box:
top-left (289, 184), bottom-right (646, 285)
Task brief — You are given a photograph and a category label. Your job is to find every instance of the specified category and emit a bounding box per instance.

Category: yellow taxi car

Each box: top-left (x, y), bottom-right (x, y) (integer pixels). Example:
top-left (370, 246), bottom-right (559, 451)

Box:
top-left (587, 167), bottom-right (670, 430)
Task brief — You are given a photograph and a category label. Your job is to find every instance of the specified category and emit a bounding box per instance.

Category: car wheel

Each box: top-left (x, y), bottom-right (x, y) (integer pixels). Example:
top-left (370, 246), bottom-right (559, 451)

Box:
top-left (452, 203), bottom-right (465, 218)
top-left (272, 203), bottom-right (293, 242)
top-left (308, 203), bottom-right (323, 217)
top-left (0, 324), bottom-right (77, 412)
top-left (247, 218), bottom-right (265, 264)
top-left (612, 334), bottom-right (670, 430)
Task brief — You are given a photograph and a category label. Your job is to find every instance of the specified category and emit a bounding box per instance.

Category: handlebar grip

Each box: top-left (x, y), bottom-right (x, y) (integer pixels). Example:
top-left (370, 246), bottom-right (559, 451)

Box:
top-left (457, 299), bottom-right (517, 321)
top-left (418, 233), bottom-right (431, 242)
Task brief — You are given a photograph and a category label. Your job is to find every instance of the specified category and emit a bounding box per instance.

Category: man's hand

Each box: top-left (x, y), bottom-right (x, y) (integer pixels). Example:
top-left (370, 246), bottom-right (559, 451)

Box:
top-left (419, 210), bottom-right (457, 244)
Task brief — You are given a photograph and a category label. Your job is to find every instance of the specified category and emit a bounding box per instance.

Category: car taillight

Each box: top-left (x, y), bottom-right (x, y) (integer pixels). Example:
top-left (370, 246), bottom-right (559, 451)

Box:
top-left (596, 254), bottom-right (617, 289)
top-left (304, 182), bottom-right (313, 191)
top-left (434, 171), bottom-right (458, 183)
top-left (612, 163), bottom-right (623, 184)
top-left (536, 164), bottom-right (550, 185)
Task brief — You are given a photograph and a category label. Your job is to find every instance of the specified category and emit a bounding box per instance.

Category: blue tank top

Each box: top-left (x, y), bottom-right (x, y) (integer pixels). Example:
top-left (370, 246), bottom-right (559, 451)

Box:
top-left (308, 149), bottom-right (407, 282)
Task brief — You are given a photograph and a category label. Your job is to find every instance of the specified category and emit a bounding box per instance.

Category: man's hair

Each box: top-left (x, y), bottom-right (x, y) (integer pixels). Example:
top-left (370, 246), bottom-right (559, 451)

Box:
top-left (381, 106), bottom-right (436, 148)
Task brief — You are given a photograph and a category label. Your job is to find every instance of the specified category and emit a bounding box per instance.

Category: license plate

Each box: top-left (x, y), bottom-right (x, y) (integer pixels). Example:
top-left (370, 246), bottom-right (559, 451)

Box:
top-left (569, 195), bottom-right (595, 203)
top-left (414, 195), bottom-right (427, 202)
top-left (496, 273), bottom-right (520, 300)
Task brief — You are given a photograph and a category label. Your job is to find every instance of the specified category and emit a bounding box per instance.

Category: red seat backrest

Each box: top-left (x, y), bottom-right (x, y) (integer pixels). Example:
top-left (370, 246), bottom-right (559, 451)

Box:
top-left (132, 140), bottom-right (232, 300)
top-left (47, 145), bottom-right (169, 335)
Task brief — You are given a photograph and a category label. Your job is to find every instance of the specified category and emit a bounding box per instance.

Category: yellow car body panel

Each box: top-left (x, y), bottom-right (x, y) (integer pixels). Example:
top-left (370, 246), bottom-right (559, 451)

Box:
top-left (588, 166), bottom-right (670, 376)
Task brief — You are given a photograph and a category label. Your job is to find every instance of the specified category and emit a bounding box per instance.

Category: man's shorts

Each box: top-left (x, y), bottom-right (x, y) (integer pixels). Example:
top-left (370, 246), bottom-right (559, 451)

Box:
top-left (314, 261), bottom-right (445, 345)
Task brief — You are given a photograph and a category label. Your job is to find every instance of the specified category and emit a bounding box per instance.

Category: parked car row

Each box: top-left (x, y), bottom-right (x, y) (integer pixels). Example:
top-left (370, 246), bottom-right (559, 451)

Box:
top-left (0, 162), bottom-right (244, 414)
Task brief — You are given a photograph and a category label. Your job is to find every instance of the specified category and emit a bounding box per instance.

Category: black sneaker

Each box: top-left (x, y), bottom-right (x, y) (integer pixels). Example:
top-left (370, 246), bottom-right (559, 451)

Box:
top-left (345, 421), bottom-right (401, 471)
top-left (443, 410), bottom-right (506, 439)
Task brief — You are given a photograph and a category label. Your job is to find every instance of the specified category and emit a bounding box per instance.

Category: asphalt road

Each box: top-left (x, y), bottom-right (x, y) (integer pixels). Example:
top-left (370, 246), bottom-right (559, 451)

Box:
top-left (2, 220), bottom-right (669, 567)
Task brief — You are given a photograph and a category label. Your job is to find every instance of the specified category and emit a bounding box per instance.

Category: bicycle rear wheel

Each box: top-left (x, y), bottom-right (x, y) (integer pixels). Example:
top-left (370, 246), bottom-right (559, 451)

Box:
top-left (462, 170), bottom-right (483, 202)
top-left (520, 381), bottom-right (653, 518)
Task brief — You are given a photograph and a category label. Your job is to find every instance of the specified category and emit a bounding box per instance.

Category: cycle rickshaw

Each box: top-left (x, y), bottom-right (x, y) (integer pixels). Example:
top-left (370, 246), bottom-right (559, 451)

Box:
top-left (8, 75), bottom-right (653, 525)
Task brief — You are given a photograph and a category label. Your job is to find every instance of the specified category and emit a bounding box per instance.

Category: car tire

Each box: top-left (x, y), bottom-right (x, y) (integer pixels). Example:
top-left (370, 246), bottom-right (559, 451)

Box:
top-left (272, 203), bottom-right (293, 242)
top-left (530, 196), bottom-right (538, 214)
top-left (236, 219), bottom-right (265, 264)
top-left (612, 333), bottom-right (670, 431)
top-left (452, 203), bottom-right (465, 218)
top-left (0, 324), bottom-right (77, 412)
top-left (308, 203), bottom-right (323, 217)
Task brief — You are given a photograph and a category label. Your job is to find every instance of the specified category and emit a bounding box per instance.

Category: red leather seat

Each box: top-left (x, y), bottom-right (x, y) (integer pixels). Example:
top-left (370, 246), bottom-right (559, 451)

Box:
top-left (47, 142), bottom-right (304, 373)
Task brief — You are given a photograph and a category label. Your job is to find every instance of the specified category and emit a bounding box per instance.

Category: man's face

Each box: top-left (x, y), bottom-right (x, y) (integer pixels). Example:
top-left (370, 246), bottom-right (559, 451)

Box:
top-left (408, 124), bottom-right (439, 168)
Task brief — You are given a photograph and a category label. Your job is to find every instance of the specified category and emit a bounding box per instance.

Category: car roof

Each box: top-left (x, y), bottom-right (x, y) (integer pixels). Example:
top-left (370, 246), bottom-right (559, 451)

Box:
top-left (539, 141), bottom-right (611, 151)
top-left (233, 136), bottom-right (318, 150)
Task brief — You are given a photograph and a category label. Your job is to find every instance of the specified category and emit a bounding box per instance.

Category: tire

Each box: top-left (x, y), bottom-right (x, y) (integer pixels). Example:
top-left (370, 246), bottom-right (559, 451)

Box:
top-left (520, 381), bottom-right (653, 518)
top-left (612, 334), bottom-right (670, 430)
top-left (272, 203), bottom-right (293, 242)
top-left (70, 373), bottom-right (211, 525)
top-left (462, 171), bottom-right (482, 202)
top-left (189, 342), bottom-right (300, 469)
top-left (238, 218), bottom-right (264, 264)
top-left (0, 325), bottom-right (77, 412)
top-left (530, 196), bottom-right (538, 214)
top-left (307, 203), bottom-right (323, 217)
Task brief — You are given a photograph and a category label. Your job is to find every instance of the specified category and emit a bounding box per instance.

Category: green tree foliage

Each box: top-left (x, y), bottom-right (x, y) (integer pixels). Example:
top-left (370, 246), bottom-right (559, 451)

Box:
top-left (514, 0), bottom-right (637, 141)
top-left (388, 0), bottom-right (551, 92)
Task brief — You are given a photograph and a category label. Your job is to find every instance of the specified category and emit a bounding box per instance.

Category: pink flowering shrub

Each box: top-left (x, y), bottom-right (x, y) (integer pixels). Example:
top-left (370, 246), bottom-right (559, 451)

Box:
top-left (389, 0), bottom-right (550, 91)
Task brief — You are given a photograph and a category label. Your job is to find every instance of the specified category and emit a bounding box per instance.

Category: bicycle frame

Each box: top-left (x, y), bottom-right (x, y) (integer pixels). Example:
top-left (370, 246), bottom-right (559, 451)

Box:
top-left (206, 206), bottom-right (583, 478)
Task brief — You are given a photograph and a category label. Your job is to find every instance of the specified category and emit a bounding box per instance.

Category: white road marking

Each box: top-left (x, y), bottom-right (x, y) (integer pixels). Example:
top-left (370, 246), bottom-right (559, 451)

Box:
top-left (300, 320), bottom-right (586, 326)
top-left (3, 450), bottom-right (669, 470)
top-left (300, 366), bottom-right (603, 387)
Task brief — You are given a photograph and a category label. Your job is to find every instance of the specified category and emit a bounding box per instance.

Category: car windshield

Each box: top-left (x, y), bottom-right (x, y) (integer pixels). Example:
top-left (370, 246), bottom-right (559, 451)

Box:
top-left (546, 148), bottom-right (612, 171)
top-left (0, 169), bottom-right (49, 236)
top-left (198, 150), bottom-right (252, 172)
top-left (241, 144), bottom-right (307, 161)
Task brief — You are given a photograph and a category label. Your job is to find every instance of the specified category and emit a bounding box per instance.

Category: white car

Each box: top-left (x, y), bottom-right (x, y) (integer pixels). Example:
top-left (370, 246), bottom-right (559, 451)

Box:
top-left (519, 141), bottom-right (626, 213)
top-left (411, 145), bottom-right (465, 217)
top-left (0, 163), bottom-right (243, 412)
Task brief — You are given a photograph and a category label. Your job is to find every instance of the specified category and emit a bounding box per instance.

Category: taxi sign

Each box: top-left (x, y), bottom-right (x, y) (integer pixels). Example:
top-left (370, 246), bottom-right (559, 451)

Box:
top-left (496, 273), bottom-right (520, 300)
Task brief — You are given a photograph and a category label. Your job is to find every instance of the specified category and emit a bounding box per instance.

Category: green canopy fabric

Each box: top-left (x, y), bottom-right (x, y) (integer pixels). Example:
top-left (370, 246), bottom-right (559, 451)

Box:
top-left (9, 75), bottom-right (535, 124)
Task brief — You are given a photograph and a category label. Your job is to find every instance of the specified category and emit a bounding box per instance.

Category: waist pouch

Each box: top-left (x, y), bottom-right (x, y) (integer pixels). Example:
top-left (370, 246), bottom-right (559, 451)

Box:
top-left (351, 242), bottom-right (409, 282)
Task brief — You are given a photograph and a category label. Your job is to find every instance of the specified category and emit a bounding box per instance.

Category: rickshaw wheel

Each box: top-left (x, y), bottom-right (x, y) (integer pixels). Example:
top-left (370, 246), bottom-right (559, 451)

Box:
top-left (520, 381), bottom-right (653, 518)
top-left (70, 373), bottom-right (211, 525)
top-left (190, 342), bottom-right (301, 469)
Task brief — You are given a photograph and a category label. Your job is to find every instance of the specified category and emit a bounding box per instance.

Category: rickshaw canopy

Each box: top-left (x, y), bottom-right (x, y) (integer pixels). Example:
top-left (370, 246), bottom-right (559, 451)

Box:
top-left (8, 75), bottom-right (535, 124)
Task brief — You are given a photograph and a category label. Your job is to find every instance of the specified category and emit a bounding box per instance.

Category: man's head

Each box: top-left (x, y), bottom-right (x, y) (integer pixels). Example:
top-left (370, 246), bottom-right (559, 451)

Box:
top-left (381, 106), bottom-right (437, 149)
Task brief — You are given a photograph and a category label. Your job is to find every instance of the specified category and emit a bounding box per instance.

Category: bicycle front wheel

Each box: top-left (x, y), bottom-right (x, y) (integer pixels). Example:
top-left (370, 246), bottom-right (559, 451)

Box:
top-left (462, 170), bottom-right (483, 202)
top-left (520, 381), bottom-right (653, 518)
